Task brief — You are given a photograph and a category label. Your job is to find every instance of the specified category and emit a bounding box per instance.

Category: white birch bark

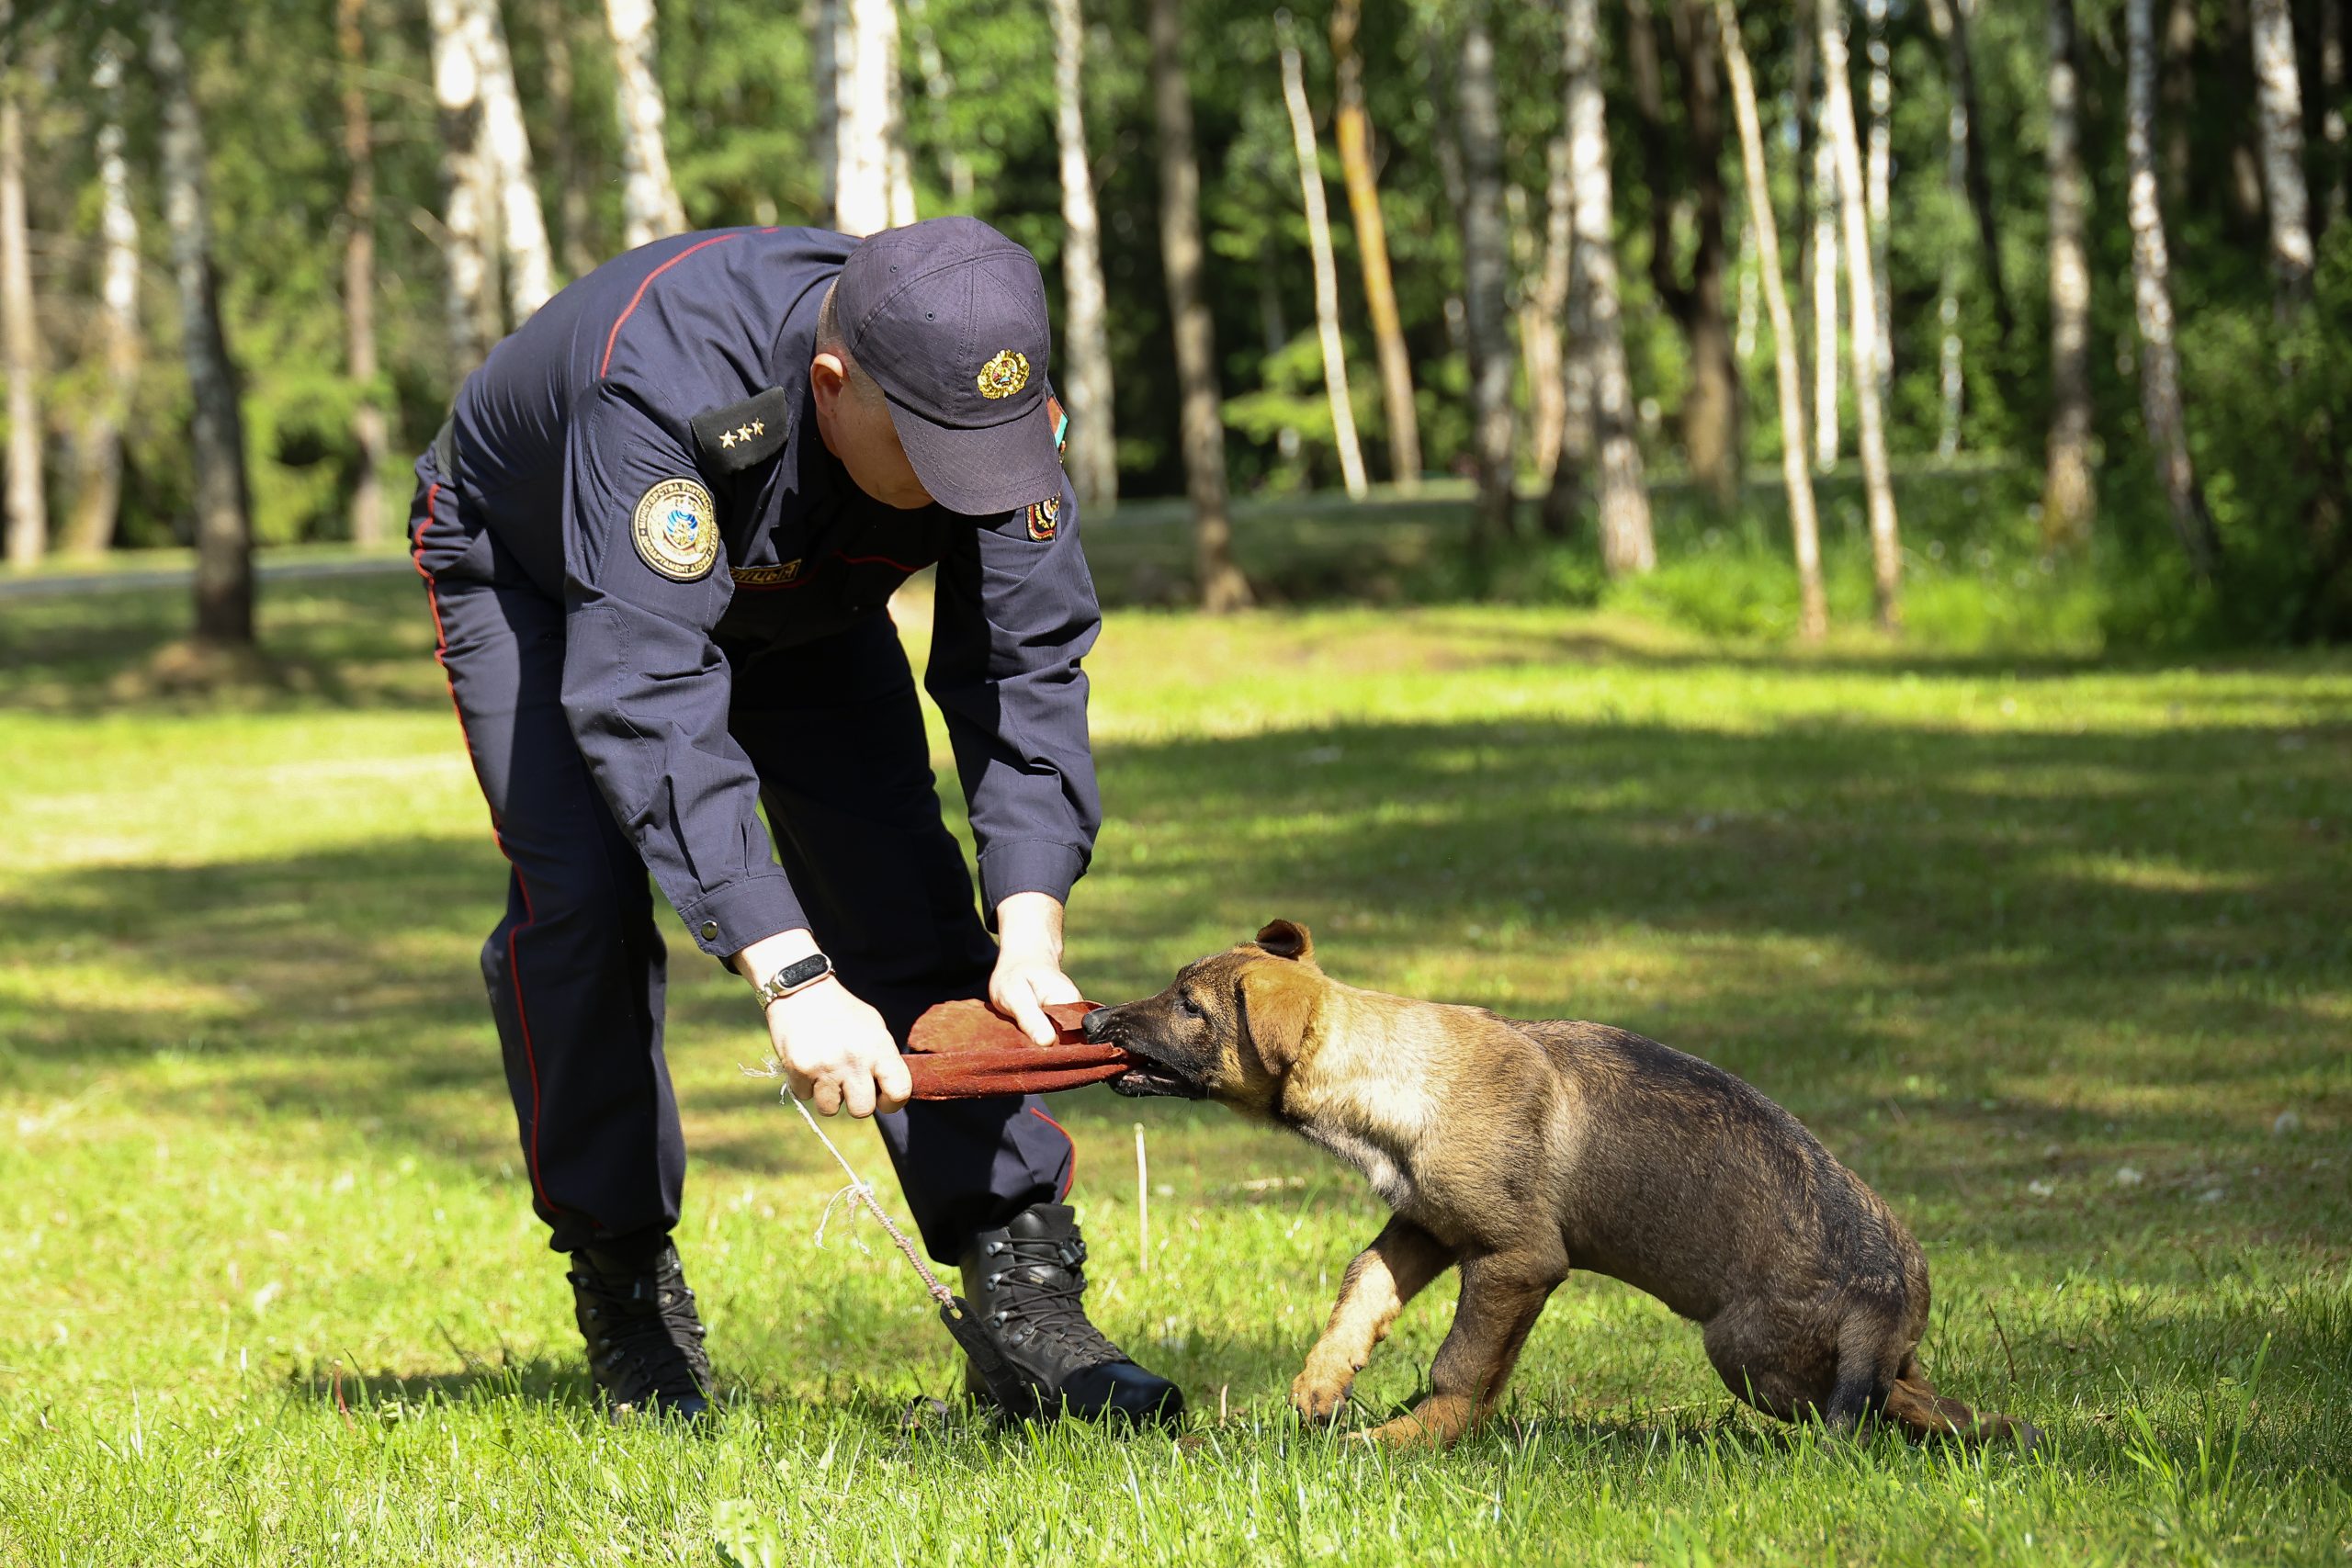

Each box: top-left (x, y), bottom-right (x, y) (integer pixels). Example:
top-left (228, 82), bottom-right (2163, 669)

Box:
top-left (2126, 0), bottom-right (2221, 572)
top-left (459, 0), bottom-right (552, 320)
top-left (1, 31), bottom-right (43, 570)
top-left (1531, 134), bottom-right (1574, 484)
top-left (1051, 0), bottom-right (1116, 512)
top-left (605, 0), bottom-right (687, 248)
top-left (831, 0), bottom-right (899, 235)
top-left (1330, 0), bottom-right (1420, 491)
top-left (1278, 27), bottom-right (1367, 502)
top-left (1460, 4), bottom-right (1517, 542)
top-left (1864, 0), bottom-right (1892, 402)
top-left (428, 0), bottom-right (497, 375)
top-left (1716, 0), bottom-right (1826, 640)
top-left (1811, 93), bottom-right (1841, 474)
top-left (2043, 0), bottom-right (2096, 547)
top-left (1567, 0), bottom-right (1654, 575)
top-left (1821, 0), bottom-right (1903, 629)
top-left (2249, 0), bottom-right (2313, 309)
top-left (1937, 89), bottom-right (1966, 461)
top-left (152, 4), bottom-right (254, 646)
top-left (68, 35), bottom-right (139, 558)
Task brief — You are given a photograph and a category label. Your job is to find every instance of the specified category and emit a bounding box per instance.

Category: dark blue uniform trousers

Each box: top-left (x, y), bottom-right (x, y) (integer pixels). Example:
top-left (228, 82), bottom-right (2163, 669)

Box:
top-left (409, 458), bottom-right (1074, 1263)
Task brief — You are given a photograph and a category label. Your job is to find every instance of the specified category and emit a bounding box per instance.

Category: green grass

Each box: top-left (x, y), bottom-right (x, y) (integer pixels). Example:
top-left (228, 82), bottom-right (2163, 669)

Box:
top-left (1, 571), bottom-right (2346, 1565)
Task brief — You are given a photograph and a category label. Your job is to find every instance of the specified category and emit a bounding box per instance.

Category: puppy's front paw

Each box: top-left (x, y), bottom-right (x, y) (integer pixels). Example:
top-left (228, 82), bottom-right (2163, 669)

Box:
top-left (1289, 1364), bottom-right (1353, 1424)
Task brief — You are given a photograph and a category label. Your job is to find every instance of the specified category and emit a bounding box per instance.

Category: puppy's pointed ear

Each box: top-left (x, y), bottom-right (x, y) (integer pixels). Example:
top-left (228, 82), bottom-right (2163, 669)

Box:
top-left (1253, 919), bottom-right (1316, 965)
top-left (1237, 959), bottom-right (1317, 1076)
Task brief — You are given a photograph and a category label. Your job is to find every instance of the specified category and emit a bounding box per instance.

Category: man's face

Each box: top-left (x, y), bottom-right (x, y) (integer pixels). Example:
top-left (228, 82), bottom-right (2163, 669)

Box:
top-left (810, 353), bottom-right (935, 510)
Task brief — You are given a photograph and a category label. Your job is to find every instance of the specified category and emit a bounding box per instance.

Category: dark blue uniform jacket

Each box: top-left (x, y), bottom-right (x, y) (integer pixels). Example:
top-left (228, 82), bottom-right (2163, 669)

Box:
top-left (445, 227), bottom-right (1101, 962)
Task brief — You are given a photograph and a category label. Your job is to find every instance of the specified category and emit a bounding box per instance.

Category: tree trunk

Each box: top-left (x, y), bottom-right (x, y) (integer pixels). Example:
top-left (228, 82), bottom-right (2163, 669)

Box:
top-left (1529, 134), bottom-right (1574, 486)
top-left (1931, 3), bottom-right (1968, 461)
top-left (1810, 72), bottom-right (1841, 475)
top-left (1864, 0), bottom-right (1891, 407)
top-left (605, 0), bottom-right (687, 250)
top-left (2249, 0), bottom-right (2314, 310)
top-left (1820, 0), bottom-right (1902, 630)
top-left (1715, 0), bottom-right (1826, 640)
top-left (828, 0), bottom-right (900, 235)
top-left (1, 33), bottom-right (44, 570)
top-left (337, 0), bottom-right (390, 548)
top-left (2162, 0), bottom-right (2196, 199)
top-left (2126, 0), bottom-right (2222, 574)
top-left (1566, 0), bottom-right (1654, 575)
top-left (907, 0), bottom-right (976, 208)
top-left (151, 5), bottom-right (254, 648)
top-left (428, 0), bottom-right (498, 378)
top-left (459, 0), bottom-right (552, 321)
top-left (2043, 0), bottom-right (2096, 549)
top-left (2324, 0), bottom-right (2345, 226)
top-left (1050, 0), bottom-right (1116, 513)
top-left (1329, 0), bottom-right (1421, 494)
top-left (1278, 24), bottom-right (1368, 502)
top-left (532, 0), bottom-right (594, 277)
top-left (1924, 0), bottom-right (2017, 344)
top-left (1148, 0), bottom-right (1248, 612)
top-left (1458, 3), bottom-right (1516, 544)
top-left (1627, 0), bottom-right (1740, 510)
top-left (66, 35), bottom-right (139, 558)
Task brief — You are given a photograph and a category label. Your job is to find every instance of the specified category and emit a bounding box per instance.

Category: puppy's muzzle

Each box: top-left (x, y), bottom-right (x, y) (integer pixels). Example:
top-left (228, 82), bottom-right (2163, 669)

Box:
top-left (1086, 1004), bottom-right (1208, 1100)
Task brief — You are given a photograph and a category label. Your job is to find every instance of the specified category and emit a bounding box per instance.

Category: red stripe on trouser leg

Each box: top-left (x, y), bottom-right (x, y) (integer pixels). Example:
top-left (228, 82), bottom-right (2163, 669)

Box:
top-left (1029, 1105), bottom-right (1077, 1200)
top-left (413, 476), bottom-right (563, 1218)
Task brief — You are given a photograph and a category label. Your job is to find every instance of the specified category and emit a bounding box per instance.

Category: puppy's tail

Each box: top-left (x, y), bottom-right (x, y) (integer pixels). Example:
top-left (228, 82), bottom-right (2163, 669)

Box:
top-left (1883, 1357), bottom-right (2040, 1450)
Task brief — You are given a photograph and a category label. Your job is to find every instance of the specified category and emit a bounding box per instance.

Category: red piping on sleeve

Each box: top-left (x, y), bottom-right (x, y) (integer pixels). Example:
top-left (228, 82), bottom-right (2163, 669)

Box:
top-left (599, 233), bottom-right (742, 378)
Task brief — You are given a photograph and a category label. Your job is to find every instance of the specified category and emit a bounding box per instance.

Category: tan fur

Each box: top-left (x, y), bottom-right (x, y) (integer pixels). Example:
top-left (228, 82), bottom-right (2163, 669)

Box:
top-left (1090, 920), bottom-right (2037, 1450)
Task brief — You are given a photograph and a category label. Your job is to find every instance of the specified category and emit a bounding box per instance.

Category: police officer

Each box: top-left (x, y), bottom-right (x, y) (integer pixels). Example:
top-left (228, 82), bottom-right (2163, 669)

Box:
top-left (406, 216), bottom-right (1179, 1425)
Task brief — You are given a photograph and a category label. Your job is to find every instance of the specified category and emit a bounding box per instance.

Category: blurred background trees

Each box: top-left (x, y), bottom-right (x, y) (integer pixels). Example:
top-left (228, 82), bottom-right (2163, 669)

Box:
top-left (0, 0), bottom-right (2346, 645)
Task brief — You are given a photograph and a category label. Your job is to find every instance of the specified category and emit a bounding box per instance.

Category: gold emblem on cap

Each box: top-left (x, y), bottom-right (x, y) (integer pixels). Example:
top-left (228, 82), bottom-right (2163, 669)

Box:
top-left (977, 349), bottom-right (1030, 400)
top-left (630, 477), bottom-right (720, 581)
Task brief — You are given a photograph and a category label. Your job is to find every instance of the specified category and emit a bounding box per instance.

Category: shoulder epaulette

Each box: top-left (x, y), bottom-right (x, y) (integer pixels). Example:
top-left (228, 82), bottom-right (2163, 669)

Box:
top-left (691, 387), bottom-right (795, 473)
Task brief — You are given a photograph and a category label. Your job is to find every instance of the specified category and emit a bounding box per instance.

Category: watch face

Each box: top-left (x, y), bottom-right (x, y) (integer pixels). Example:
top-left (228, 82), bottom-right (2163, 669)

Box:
top-left (780, 953), bottom-right (831, 988)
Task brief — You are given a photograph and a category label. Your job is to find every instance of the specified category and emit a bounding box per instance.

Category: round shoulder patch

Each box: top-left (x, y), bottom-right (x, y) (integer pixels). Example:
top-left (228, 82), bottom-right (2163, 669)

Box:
top-left (630, 478), bottom-right (719, 581)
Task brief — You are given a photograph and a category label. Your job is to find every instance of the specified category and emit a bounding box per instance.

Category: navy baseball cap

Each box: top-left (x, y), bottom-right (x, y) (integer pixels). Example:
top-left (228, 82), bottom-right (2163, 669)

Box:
top-left (834, 217), bottom-right (1062, 517)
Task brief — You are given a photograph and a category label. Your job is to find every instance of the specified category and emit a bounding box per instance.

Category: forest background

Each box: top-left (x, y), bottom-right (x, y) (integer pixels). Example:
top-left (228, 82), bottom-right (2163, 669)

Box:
top-left (2, 0), bottom-right (2349, 652)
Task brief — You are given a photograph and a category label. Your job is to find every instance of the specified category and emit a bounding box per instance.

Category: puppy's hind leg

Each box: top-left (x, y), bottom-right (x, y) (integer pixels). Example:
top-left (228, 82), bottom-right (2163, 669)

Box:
top-left (1883, 1356), bottom-right (2041, 1450)
top-left (1292, 1217), bottom-right (1456, 1424)
top-left (1822, 1305), bottom-right (1906, 1437)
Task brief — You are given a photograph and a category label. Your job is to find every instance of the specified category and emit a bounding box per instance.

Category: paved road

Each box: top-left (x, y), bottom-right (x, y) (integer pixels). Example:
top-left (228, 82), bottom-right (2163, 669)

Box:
top-left (0, 555), bottom-right (412, 601)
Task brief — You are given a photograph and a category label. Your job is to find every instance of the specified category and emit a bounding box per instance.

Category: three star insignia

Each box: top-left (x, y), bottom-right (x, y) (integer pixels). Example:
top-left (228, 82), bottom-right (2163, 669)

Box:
top-left (717, 419), bottom-right (767, 450)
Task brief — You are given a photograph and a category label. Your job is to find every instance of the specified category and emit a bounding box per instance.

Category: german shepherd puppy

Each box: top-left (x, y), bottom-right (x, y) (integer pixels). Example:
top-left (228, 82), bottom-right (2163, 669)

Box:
top-left (1087, 920), bottom-right (2035, 1450)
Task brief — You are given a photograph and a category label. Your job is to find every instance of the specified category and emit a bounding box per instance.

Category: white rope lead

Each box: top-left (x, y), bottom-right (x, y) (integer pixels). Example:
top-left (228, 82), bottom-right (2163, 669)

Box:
top-left (786, 1090), bottom-right (959, 1310)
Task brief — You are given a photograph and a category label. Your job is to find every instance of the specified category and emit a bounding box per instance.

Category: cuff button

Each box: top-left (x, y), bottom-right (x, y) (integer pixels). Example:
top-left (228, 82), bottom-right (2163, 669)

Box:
top-left (698, 920), bottom-right (719, 941)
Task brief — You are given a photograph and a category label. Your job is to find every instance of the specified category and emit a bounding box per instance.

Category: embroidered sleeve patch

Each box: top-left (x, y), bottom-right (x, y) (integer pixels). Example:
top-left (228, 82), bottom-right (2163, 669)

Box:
top-left (630, 478), bottom-right (720, 581)
top-left (1025, 493), bottom-right (1061, 542)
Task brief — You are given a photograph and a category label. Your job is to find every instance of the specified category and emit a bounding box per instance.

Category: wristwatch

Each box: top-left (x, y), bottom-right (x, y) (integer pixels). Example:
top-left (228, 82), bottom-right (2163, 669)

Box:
top-left (752, 952), bottom-right (834, 1010)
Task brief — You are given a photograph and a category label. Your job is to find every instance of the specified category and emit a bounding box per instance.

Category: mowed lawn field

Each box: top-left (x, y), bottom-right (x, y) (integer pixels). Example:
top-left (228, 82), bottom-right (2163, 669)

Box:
top-left (1, 567), bottom-right (2346, 1566)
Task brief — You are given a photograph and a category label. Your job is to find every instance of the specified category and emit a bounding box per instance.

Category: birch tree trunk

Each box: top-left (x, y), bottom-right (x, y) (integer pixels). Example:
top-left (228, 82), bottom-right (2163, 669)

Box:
top-left (1820, 0), bottom-right (1903, 630)
top-left (1715, 0), bottom-right (1826, 640)
top-left (1459, 3), bottom-right (1517, 543)
top-left (1050, 0), bottom-right (1116, 513)
top-left (460, 0), bottom-right (552, 321)
top-left (2043, 0), bottom-right (2097, 549)
top-left (1810, 85), bottom-right (1841, 474)
top-left (1329, 0), bottom-right (1420, 491)
top-left (2249, 0), bottom-right (2314, 310)
top-left (2126, 0), bottom-right (2222, 574)
top-left (1149, 0), bottom-right (1249, 612)
top-left (828, 0), bottom-right (900, 235)
top-left (907, 0), bottom-right (974, 207)
top-left (605, 0), bottom-right (687, 249)
top-left (2324, 0), bottom-right (2345, 226)
top-left (1566, 0), bottom-right (1654, 576)
top-left (1925, 0), bottom-right (2016, 342)
top-left (1864, 0), bottom-right (1892, 405)
top-left (1277, 25), bottom-right (1368, 502)
top-left (152, 5), bottom-right (254, 647)
top-left (1, 35), bottom-right (44, 570)
top-left (338, 0), bottom-right (389, 547)
top-left (428, 0), bottom-right (498, 378)
top-left (67, 35), bottom-right (139, 558)
top-left (1530, 134), bottom-right (1574, 485)
top-left (533, 0), bottom-right (594, 277)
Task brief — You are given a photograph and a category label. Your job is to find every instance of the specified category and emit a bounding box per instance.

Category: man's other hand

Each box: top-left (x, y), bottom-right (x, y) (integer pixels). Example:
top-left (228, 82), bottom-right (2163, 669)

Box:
top-left (992, 892), bottom-right (1080, 1046)
top-left (767, 978), bottom-right (911, 1117)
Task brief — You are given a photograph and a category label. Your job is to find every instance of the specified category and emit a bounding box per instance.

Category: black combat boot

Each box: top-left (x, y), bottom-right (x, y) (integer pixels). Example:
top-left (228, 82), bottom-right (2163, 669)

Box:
top-left (957, 1202), bottom-right (1184, 1427)
top-left (566, 1242), bottom-right (714, 1422)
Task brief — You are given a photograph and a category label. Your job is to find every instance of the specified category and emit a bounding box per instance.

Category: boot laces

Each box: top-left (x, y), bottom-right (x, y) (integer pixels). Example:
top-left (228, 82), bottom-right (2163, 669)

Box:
top-left (569, 1252), bottom-right (711, 1404)
top-left (985, 1235), bottom-right (1125, 1371)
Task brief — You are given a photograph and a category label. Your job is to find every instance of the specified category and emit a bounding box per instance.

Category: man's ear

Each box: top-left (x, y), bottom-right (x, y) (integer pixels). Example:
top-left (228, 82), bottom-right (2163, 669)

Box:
top-left (809, 351), bottom-right (848, 412)
top-left (1237, 959), bottom-right (1317, 1076)
top-left (1253, 918), bottom-right (1316, 966)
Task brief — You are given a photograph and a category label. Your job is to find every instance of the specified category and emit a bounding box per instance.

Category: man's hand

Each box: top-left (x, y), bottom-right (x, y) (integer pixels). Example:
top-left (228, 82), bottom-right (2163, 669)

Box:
top-left (991, 891), bottom-right (1081, 1045)
top-left (734, 930), bottom-right (910, 1117)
